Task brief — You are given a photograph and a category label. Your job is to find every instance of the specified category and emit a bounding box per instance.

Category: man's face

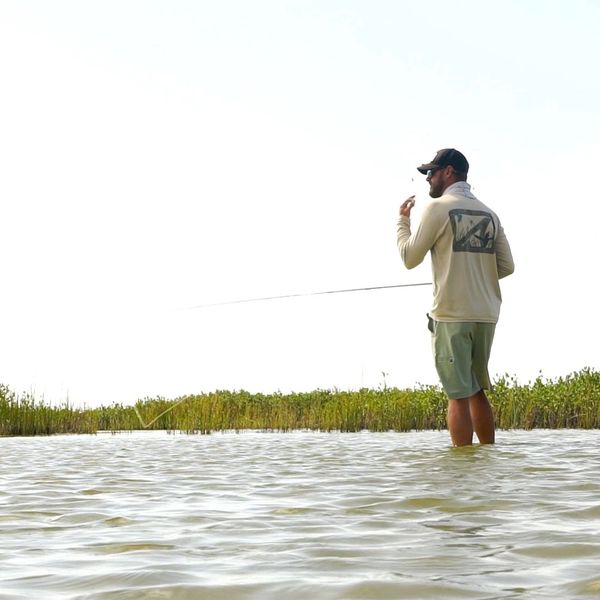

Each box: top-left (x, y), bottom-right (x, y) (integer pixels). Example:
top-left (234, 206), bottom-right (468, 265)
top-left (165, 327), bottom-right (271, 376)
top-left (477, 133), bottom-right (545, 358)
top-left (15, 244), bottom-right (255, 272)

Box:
top-left (427, 166), bottom-right (448, 198)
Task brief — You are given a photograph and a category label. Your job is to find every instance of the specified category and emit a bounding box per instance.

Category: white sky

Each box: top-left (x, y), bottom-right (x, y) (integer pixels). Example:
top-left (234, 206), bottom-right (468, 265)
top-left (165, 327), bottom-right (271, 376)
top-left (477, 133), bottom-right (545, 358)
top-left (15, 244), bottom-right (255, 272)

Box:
top-left (1, 0), bottom-right (599, 407)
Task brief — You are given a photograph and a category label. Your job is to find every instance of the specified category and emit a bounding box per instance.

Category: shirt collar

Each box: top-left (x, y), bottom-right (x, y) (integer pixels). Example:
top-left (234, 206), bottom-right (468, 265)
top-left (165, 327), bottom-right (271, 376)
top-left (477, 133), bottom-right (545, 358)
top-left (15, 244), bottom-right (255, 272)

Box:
top-left (444, 181), bottom-right (474, 198)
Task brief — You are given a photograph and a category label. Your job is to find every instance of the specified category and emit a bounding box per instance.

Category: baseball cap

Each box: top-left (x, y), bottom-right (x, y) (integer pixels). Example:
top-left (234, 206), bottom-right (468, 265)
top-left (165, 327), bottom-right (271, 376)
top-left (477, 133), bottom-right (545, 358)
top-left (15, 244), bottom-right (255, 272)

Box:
top-left (417, 148), bottom-right (469, 175)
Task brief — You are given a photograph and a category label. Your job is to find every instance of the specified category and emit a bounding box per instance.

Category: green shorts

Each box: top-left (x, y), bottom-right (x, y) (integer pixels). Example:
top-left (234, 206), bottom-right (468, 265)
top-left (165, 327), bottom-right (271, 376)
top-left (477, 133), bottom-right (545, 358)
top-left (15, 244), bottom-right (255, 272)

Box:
top-left (431, 320), bottom-right (496, 399)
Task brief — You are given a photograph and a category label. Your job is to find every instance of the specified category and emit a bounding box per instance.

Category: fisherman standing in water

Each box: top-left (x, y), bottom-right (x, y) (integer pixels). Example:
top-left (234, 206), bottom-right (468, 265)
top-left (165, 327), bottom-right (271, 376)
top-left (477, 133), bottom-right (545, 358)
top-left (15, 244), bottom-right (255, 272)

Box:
top-left (397, 149), bottom-right (514, 446)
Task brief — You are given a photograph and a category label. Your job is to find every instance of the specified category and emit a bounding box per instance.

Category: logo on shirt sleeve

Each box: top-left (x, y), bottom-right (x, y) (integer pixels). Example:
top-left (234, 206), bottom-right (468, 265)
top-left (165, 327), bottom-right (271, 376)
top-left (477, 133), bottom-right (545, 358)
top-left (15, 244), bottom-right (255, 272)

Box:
top-left (448, 209), bottom-right (496, 253)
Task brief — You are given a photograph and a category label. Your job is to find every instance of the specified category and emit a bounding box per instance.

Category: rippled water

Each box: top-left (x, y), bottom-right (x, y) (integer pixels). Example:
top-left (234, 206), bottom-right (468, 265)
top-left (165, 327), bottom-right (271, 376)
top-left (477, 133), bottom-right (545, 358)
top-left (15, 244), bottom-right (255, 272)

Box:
top-left (2, 430), bottom-right (600, 599)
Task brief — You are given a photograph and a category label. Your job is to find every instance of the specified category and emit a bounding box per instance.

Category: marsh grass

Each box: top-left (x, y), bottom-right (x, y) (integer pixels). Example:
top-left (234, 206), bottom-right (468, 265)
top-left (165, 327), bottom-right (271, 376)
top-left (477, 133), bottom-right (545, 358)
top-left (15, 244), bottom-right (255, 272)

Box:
top-left (0, 384), bottom-right (95, 436)
top-left (1, 368), bottom-right (599, 436)
top-left (491, 368), bottom-right (600, 429)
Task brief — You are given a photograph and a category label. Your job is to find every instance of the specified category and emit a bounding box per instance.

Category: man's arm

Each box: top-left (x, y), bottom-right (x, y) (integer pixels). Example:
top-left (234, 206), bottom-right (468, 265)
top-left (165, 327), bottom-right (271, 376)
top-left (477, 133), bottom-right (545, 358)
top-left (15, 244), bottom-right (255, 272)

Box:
top-left (397, 197), bottom-right (442, 269)
top-left (495, 223), bottom-right (514, 279)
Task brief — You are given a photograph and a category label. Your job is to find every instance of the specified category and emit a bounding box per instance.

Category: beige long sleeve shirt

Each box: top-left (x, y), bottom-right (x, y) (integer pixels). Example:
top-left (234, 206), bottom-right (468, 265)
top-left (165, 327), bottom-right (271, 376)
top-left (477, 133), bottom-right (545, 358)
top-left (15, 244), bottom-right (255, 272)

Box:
top-left (397, 182), bottom-right (514, 323)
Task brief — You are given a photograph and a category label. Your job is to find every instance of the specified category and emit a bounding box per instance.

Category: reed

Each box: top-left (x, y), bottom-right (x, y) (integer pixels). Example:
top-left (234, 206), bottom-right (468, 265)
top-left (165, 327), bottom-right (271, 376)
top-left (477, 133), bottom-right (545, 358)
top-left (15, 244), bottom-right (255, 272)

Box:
top-left (0, 384), bottom-right (96, 436)
top-left (1, 368), bottom-right (599, 436)
top-left (491, 368), bottom-right (600, 429)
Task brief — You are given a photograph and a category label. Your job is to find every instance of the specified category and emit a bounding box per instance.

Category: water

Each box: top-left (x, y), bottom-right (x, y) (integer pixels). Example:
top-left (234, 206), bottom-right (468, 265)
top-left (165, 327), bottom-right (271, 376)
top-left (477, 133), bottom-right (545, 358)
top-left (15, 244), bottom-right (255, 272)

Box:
top-left (1, 430), bottom-right (600, 599)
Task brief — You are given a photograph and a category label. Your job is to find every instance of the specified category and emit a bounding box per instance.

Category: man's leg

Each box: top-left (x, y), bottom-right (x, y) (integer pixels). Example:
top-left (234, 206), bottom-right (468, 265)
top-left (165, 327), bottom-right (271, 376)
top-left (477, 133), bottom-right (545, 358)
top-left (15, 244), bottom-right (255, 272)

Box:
top-left (448, 389), bottom-right (495, 446)
top-left (469, 389), bottom-right (495, 444)
top-left (447, 397), bottom-right (473, 446)
top-left (434, 322), bottom-right (495, 447)
top-left (433, 321), bottom-right (474, 447)
top-left (470, 323), bottom-right (496, 444)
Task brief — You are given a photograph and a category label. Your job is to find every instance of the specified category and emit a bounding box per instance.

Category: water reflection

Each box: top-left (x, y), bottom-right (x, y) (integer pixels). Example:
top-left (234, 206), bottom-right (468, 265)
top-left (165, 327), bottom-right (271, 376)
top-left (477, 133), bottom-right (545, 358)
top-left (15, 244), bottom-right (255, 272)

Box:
top-left (1, 430), bottom-right (600, 599)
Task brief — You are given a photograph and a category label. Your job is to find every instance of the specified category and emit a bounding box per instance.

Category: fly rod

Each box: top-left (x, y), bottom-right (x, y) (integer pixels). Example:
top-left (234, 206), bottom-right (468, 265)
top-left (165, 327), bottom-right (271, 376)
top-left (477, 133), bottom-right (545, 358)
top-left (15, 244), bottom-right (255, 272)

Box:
top-left (184, 281), bottom-right (432, 309)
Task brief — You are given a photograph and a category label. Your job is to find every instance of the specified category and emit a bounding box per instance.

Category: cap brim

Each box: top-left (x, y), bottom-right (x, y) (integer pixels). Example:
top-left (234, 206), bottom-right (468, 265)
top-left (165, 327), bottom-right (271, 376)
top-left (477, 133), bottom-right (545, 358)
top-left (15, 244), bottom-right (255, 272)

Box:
top-left (417, 162), bottom-right (437, 174)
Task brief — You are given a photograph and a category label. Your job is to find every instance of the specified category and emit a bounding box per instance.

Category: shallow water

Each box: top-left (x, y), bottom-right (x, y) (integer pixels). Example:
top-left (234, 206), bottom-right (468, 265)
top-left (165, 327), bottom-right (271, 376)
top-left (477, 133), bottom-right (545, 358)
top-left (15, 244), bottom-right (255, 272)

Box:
top-left (1, 430), bottom-right (600, 599)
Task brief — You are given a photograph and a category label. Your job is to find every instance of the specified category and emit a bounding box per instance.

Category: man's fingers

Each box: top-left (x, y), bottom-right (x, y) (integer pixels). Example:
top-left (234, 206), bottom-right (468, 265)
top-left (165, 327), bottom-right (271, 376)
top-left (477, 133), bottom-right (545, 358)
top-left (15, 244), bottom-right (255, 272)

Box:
top-left (400, 195), bottom-right (416, 216)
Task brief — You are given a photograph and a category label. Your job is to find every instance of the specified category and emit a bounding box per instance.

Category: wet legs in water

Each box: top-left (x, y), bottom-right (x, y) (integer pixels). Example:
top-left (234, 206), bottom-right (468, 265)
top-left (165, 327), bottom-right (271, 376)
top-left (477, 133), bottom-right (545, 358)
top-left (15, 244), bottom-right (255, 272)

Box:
top-left (447, 389), bottom-right (495, 447)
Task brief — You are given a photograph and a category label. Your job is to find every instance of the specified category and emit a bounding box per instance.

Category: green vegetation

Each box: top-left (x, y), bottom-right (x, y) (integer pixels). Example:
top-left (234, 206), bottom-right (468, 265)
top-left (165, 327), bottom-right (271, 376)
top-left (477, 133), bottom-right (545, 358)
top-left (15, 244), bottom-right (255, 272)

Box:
top-left (1, 368), bottom-right (600, 436)
top-left (0, 384), bottom-right (96, 436)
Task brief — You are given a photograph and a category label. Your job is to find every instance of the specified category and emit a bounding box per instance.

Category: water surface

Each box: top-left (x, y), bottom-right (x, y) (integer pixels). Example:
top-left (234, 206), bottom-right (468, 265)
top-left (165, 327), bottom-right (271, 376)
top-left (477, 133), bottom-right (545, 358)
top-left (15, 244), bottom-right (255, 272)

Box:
top-left (1, 430), bottom-right (600, 599)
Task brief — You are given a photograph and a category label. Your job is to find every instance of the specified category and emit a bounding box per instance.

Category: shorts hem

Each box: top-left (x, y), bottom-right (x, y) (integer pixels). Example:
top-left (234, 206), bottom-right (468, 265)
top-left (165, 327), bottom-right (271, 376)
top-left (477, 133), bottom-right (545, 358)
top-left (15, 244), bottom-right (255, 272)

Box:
top-left (444, 387), bottom-right (480, 400)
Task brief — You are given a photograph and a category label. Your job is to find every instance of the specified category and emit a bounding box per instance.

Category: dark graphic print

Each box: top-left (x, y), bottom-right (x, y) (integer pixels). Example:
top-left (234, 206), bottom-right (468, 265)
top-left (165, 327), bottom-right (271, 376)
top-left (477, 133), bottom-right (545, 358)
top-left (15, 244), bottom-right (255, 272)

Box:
top-left (449, 209), bottom-right (496, 253)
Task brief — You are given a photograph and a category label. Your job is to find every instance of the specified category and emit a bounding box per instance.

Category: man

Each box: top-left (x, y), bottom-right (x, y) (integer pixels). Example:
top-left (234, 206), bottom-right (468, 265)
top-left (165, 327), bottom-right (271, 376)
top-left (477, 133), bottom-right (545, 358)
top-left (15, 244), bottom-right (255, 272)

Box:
top-left (397, 149), bottom-right (514, 446)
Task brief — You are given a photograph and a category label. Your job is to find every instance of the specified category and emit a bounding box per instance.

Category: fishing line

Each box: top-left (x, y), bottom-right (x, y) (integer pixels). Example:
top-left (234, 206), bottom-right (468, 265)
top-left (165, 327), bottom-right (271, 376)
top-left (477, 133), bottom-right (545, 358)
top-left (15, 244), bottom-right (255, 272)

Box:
top-left (136, 281), bottom-right (431, 427)
top-left (183, 281), bottom-right (432, 310)
top-left (134, 397), bottom-right (188, 429)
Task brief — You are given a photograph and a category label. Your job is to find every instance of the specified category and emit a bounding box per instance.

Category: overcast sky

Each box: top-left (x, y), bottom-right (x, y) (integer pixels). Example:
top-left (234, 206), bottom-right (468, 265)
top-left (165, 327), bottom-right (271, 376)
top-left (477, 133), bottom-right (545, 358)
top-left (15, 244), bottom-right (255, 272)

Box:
top-left (1, 0), bottom-right (598, 407)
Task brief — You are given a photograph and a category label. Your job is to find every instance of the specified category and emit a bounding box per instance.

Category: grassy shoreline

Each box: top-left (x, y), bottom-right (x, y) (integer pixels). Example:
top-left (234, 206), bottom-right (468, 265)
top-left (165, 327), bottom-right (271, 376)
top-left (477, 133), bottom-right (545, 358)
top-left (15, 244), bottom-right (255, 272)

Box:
top-left (1, 368), bottom-right (599, 436)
